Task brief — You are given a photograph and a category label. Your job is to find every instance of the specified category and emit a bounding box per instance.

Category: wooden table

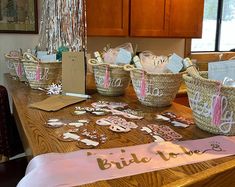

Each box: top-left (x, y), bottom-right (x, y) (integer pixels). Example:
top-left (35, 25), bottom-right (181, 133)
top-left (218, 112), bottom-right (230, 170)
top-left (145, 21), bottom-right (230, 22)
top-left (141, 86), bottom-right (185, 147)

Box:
top-left (4, 74), bottom-right (235, 187)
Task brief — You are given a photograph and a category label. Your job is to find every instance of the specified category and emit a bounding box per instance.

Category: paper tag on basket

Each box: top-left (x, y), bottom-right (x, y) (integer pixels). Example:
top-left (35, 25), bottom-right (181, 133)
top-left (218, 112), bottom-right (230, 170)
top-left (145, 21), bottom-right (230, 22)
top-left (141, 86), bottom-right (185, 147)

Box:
top-left (115, 48), bottom-right (132, 65)
top-left (39, 54), bottom-right (57, 62)
top-left (166, 53), bottom-right (184, 73)
top-left (208, 60), bottom-right (235, 81)
top-left (62, 52), bottom-right (86, 94)
top-left (37, 51), bottom-right (48, 58)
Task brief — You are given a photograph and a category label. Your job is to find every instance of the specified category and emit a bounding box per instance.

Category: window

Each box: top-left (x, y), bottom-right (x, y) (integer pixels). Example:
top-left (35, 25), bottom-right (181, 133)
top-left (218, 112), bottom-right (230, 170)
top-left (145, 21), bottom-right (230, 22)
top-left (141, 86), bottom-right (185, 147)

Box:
top-left (191, 0), bottom-right (235, 52)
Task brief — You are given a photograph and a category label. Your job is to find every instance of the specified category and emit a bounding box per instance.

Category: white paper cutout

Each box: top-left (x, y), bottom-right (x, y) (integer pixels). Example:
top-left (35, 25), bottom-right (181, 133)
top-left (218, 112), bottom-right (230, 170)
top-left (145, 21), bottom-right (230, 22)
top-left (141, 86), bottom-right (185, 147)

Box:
top-left (74, 111), bottom-right (86, 115)
top-left (47, 122), bottom-right (64, 127)
top-left (63, 132), bottom-right (80, 140)
top-left (47, 83), bottom-right (62, 95)
top-left (48, 119), bottom-right (60, 122)
top-left (156, 115), bottom-right (170, 121)
top-left (140, 127), bottom-right (152, 134)
top-left (152, 135), bottom-right (165, 142)
top-left (80, 139), bottom-right (99, 146)
top-left (68, 122), bottom-right (85, 128)
top-left (171, 121), bottom-right (189, 128)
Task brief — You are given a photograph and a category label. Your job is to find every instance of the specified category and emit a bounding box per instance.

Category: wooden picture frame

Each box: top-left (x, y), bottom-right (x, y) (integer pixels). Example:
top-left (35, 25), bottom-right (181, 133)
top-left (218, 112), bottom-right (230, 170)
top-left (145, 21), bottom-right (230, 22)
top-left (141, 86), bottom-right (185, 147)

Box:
top-left (0, 0), bottom-right (38, 33)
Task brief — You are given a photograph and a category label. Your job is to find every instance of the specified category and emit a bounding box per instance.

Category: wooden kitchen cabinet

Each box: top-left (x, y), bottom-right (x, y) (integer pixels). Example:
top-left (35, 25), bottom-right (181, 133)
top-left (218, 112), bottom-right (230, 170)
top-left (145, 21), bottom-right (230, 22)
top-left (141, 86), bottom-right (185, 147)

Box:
top-left (130, 0), bottom-right (170, 37)
top-left (130, 0), bottom-right (204, 37)
top-left (168, 0), bottom-right (204, 37)
top-left (86, 0), bottom-right (129, 36)
top-left (87, 0), bottom-right (204, 38)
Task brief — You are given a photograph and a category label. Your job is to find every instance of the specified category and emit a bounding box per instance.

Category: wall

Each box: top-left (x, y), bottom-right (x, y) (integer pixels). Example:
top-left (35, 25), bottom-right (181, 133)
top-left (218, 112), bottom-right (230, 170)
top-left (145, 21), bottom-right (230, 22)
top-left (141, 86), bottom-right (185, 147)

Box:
top-left (87, 37), bottom-right (185, 56)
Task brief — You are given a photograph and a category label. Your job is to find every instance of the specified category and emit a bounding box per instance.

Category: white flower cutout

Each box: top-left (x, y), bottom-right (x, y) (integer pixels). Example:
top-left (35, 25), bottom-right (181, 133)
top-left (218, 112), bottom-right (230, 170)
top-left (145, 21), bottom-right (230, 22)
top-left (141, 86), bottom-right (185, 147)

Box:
top-left (47, 83), bottom-right (62, 95)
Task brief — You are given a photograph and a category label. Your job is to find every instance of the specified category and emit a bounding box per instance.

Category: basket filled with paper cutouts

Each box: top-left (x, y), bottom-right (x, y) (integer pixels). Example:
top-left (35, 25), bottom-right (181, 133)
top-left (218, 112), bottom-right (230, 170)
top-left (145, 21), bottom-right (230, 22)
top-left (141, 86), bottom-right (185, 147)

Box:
top-left (5, 52), bottom-right (28, 82)
top-left (88, 59), bottom-right (130, 96)
top-left (124, 52), bottom-right (184, 107)
top-left (88, 43), bottom-right (135, 96)
top-left (125, 65), bottom-right (183, 107)
top-left (22, 53), bottom-right (62, 89)
top-left (183, 63), bottom-right (235, 135)
top-left (4, 51), bottom-right (21, 79)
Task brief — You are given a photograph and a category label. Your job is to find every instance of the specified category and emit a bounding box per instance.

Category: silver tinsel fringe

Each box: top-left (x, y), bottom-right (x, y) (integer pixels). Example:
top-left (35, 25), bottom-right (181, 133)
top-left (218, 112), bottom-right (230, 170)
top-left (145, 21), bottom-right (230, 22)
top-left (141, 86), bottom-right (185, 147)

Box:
top-left (38, 0), bottom-right (86, 53)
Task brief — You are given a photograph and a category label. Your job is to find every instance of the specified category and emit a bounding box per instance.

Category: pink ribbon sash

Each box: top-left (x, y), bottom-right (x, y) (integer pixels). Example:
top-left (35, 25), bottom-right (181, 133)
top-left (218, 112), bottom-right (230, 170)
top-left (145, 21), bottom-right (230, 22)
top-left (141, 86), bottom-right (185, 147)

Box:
top-left (17, 136), bottom-right (235, 187)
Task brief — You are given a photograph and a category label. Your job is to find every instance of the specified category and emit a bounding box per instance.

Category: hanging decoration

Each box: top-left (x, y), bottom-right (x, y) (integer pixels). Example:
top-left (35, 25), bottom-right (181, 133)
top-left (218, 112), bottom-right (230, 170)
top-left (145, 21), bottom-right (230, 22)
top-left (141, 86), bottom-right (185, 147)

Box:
top-left (38, 0), bottom-right (87, 53)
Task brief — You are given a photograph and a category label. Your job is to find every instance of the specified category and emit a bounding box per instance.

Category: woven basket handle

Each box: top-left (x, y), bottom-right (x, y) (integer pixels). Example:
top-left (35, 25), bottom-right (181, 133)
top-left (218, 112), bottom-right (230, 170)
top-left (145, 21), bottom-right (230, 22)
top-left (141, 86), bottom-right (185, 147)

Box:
top-left (123, 64), bottom-right (136, 71)
top-left (88, 58), bottom-right (111, 66)
top-left (4, 53), bottom-right (22, 60)
top-left (88, 58), bottom-right (100, 66)
top-left (23, 52), bottom-right (39, 63)
top-left (88, 58), bottom-right (122, 68)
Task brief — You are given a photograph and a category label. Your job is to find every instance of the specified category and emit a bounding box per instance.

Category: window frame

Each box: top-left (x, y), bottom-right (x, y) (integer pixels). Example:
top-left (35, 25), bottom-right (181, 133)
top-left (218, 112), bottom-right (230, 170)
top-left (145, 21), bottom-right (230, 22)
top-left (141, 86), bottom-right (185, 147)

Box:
top-left (191, 0), bottom-right (235, 53)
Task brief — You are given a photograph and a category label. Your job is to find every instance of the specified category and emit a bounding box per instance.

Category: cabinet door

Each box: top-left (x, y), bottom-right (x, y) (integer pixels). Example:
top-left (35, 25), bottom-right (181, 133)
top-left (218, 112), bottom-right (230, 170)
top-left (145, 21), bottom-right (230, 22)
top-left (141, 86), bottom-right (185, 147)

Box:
top-left (130, 0), bottom-right (170, 37)
top-left (169, 0), bottom-right (204, 37)
top-left (87, 0), bottom-right (129, 36)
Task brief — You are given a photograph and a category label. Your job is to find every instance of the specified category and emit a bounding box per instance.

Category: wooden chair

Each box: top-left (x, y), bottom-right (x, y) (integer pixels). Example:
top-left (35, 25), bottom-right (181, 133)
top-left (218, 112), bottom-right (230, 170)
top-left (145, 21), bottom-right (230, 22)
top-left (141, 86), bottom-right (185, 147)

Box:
top-left (0, 85), bottom-right (28, 187)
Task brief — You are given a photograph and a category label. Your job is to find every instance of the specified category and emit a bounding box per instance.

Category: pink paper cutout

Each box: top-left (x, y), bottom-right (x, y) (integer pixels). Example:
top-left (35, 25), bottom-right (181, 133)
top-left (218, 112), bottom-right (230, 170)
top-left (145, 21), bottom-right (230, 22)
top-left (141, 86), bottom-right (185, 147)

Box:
top-left (110, 109), bottom-right (143, 119)
top-left (91, 101), bottom-right (128, 109)
top-left (96, 116), bottom-right (137, 132)
top-left (91, 101), bottom-right (142, 119)
top-left (147, 124), bottom-right (182, 141)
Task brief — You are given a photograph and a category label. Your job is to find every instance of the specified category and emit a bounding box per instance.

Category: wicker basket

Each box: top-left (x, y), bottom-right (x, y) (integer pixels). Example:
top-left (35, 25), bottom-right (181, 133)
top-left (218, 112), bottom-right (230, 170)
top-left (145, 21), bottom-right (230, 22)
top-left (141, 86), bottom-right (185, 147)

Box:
top-left (124, 65), bottom-right (183, 107)
top-left (183, 71), bottom-right (235, 135)
top-left (4, 54), bottom-right (18, 78)
top-left (22, 53), bottom-right (62, 89)
top-left (5, 54), bottom-right (28, 82)
top-left (88, 59), bottom-right (130, 96)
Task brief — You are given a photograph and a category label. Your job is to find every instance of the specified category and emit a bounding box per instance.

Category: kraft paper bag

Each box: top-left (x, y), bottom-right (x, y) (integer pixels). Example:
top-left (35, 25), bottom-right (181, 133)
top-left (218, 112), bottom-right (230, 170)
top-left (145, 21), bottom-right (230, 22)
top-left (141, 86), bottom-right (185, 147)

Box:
top-left (29, 95), bottom-right (85, 111)
top-left (62, 52), bottom-right (86, 94)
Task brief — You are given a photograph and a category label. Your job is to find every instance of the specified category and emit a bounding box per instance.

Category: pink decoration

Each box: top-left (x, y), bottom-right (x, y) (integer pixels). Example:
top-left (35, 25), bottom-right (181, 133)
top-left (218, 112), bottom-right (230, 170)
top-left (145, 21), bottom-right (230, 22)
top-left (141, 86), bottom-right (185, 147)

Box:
top-left (212, 83), bottom-right (222, 126)
top-left (17, 62), bottom-right (23, 78)
top-left (103, 51), bottom-right (115, 64)
top-left (140, 71), bottom-right (146, 98)
top-left (91, 101), bottom-right (128, 109)
top-left (18, 136), bottom-right (235, 187)
top-left (35, 63), bottom-right (41, 81)
top-left (147, 124), bottom-right (182, 141)
top-left (96, 116), bottom-right (137, 132)
top-left (110, 109), bottom-right (143, 119)
top-left (104, 65), bottom-right (110, 88)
